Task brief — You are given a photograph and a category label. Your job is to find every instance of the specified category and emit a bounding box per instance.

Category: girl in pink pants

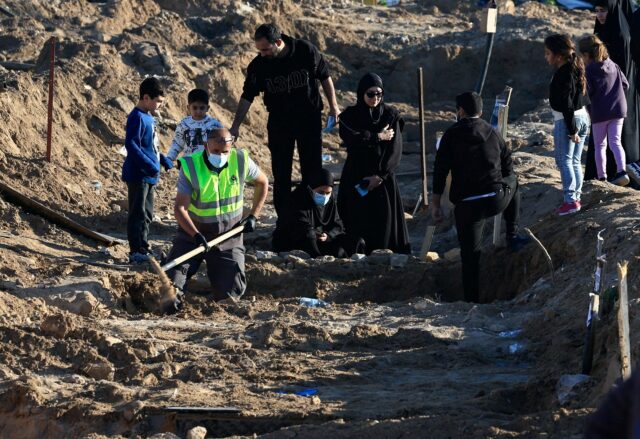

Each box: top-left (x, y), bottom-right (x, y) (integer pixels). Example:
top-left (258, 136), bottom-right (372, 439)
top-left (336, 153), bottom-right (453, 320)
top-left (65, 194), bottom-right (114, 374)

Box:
top-left (579, 35), bottom-right (630, 186)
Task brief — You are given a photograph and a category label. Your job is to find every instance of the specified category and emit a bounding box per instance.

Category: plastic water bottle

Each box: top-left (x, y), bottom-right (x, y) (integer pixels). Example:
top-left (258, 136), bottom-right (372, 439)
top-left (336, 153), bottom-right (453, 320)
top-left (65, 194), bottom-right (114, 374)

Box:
top-left (299, 297), bottom-right (328, 308)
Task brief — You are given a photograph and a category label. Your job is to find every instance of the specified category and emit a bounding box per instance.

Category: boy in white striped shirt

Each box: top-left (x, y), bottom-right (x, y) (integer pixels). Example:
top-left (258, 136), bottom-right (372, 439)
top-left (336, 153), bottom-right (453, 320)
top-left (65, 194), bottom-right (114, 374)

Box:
top-left (167, 89), bottom-right (223, 164)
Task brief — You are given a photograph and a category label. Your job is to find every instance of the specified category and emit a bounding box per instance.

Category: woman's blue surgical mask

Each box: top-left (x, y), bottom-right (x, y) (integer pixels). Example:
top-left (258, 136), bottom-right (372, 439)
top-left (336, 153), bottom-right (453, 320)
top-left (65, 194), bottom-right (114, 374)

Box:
top-left (208, 152), bottom-right (229, 168)
top-left (313, 192), bottom-right (331, 206)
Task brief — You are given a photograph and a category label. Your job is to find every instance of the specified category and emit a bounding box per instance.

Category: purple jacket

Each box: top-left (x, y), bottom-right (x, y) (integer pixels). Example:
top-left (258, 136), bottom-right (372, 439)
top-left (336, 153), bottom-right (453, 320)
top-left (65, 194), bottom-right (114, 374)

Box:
top-left (586, 58), bottom-right (629, 124)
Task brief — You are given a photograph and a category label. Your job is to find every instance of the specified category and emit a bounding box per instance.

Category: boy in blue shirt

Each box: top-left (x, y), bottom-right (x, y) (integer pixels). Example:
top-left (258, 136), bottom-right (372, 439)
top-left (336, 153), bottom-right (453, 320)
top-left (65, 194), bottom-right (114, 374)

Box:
top-left (122, 77), bottom-right (173, 264)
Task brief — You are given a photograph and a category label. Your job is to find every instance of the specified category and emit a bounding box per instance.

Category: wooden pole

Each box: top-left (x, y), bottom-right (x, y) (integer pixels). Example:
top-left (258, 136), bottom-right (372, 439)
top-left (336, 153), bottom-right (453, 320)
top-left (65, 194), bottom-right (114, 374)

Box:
top-left (617, 261), bottom-right (631, 380)
top-left (46, 37), bottom-right (56, 162)
top-left (418, 67), bottom-right (428, 209)
top-left (0, 179), bottom-right (124, 246)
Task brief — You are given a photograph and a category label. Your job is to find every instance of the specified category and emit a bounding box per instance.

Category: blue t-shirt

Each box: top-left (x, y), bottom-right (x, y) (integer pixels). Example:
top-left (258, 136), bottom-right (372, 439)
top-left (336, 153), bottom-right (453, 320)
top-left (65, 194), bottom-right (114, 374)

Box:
top-left (122, 107), bottom-right (161, 184)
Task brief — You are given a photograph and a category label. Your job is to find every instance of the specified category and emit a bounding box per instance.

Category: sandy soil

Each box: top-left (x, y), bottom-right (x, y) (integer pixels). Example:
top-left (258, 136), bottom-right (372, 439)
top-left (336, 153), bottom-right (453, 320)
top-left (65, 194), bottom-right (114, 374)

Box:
top-left (0, 1), bottom-right (639, 438)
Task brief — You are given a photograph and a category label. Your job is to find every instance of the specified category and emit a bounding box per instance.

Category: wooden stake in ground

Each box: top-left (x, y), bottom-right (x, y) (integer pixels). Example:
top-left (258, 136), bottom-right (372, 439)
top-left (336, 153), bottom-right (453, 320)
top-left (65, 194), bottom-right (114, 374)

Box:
top-left (418, 67), bottom-right (428, 211)
top-left (46, 37), bottom-right (56, 162)
top-left (617, 261), bottom-right (632, 380)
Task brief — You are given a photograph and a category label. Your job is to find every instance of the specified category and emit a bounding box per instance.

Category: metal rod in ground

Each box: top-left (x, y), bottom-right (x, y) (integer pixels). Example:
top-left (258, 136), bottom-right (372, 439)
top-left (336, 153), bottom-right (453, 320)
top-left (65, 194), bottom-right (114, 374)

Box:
top-left (492, 216), bottom-right (501, 247)
top-left (523, 227), bottom-right (554, 283)
top-left (46, 37), bottom-right (56, 162)
top-left (617, 261), bottom-right (632, 380)
top-left (418, 67), bottom-right (428, 209)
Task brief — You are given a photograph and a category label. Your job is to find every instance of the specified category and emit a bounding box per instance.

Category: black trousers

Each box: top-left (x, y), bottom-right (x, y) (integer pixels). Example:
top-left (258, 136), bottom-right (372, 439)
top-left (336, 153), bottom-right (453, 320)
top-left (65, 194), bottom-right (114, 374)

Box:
top-left (126, 181), bottom-right (155, 254)
top-left (453, 174), bottom-right (520, 303)
top-left (166, 229), bottom-right (246, 300)
top-left (267, 113), bottom-right (322, 218)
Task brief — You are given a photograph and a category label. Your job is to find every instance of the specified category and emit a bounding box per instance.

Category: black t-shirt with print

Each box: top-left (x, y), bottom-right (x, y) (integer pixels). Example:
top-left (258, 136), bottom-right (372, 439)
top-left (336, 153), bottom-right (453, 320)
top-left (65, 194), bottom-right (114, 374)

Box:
top-left (241, 34), bottom-right (330, 121)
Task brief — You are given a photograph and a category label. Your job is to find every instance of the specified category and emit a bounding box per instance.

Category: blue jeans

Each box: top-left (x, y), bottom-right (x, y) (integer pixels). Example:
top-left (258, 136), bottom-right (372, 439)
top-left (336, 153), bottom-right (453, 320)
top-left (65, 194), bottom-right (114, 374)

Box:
top-left (553, 115), bottom-right (589, 203)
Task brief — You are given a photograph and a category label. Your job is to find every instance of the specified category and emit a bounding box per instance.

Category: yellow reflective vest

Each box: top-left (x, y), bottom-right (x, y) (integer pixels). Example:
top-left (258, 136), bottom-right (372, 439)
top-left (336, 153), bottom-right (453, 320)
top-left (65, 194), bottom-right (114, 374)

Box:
top-left (179, 149), bottom-right (249, 225)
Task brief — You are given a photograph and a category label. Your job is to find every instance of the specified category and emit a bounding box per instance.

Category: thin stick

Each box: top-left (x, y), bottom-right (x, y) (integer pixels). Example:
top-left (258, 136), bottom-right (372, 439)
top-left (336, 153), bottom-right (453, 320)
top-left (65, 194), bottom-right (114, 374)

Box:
top-left (492, 216), bottom-right (502, 247)
top-left (524, 227), bottom-right (554, 283)
top-left (617, 261), bottom-right (631, 380)
top-left (420, 225), bottom-right (436, 259)
top-left (418, 67), bottom-right (428, 209)
top-left (46, 37), bottom-right (56, 162)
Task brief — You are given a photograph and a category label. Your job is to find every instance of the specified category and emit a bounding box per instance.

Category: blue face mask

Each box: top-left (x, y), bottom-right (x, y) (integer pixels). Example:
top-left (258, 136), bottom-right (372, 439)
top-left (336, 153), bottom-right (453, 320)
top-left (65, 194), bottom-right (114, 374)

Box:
top-left (208, 153), bottom-right (228, 168)
top-left (313, 192), bottom-right (331, 206)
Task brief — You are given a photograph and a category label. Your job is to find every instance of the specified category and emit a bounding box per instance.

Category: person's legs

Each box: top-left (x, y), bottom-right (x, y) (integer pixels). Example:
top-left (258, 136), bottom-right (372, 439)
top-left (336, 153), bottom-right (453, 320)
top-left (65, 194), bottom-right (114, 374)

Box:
top-left (607, 118), bottom-right (627, 172)
top-left (295, 113), bottom-right (323, 185)
top-left (592, 120), bottom-right (610, 180)
top-left (267, 118), bottom-right (296, 218)
top-left (553, 119), bottom-right (578, 204)
top-left (205, 246), bottom-right (246, 300)
top-left (454, 202), bottom-right (485, 303)
top-left (141, 183), bottom-right (155, 254)
top-left (127, 180), bottom-right (147, 254)
top-left (499, 175), bottom-right (521, 239)
top-left (165, 229), bottom-right (204, 293)
top-left (573, 116), bottom-right (588, 201)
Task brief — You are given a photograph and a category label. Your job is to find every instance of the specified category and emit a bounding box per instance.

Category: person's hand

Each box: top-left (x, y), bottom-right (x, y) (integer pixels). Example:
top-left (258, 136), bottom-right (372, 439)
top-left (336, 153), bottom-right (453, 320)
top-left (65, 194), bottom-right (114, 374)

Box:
top-left (194, 232), bottom-right (210, 253)
top-left (230, 126), bottom-right (240, 139)
top-left (237, 214), bottom-right (257, 233)
top-left (570, 133), bottom-right (580, 143)
top-left (377, 124), bottom-right (395, 141)
top-left (317, 232), bottom-right (328, 242)
top-left (160, 154), bottom-right (174, 171)
top-left (364, 175), bottom-right (383, 190)
top-left (329, 106), bottom-right (340, 120)
top-left (431, 206), bottom-right (444, 224)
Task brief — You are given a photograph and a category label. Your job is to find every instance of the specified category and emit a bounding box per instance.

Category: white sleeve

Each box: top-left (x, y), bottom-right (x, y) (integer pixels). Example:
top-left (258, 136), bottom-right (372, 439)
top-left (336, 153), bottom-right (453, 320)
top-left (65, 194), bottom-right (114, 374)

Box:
top-left (245, 157), bottom-right (261, 182)
top-left (167, 120), bottom-right (188, 161)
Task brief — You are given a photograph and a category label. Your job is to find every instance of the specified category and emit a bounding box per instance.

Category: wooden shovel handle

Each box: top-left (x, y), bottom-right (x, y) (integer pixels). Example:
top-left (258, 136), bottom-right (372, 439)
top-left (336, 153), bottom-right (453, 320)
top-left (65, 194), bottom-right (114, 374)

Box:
top-left (161, 225), bottom-right (246, 272)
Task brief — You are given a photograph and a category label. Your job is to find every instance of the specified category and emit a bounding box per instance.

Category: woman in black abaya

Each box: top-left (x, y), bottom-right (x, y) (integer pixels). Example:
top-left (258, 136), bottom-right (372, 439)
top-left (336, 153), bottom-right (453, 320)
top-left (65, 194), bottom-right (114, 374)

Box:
top-left (587, 0), bottom-right (640, 179)
top-left (337, 73), bottom-right (410, 254)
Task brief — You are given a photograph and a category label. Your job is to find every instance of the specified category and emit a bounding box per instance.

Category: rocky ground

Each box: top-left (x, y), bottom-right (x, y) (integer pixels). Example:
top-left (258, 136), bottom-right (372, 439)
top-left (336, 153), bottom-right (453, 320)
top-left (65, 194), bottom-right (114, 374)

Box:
top-left (0, 1), bottom-right (639, 438)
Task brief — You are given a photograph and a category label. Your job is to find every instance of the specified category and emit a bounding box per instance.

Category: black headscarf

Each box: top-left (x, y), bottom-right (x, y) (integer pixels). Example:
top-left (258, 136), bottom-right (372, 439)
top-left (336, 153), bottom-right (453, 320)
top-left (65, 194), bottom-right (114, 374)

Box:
top-left (356, 72), bottom-right (386, 124)
top-left (309, 168), bottom-right (334, 189)
top-left (594, 0), bottom-right (633, 72)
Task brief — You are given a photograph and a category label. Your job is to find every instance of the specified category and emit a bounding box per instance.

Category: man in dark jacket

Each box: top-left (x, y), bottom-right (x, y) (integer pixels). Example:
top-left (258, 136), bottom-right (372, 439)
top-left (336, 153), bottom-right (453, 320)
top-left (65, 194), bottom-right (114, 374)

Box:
top-left (230, 23), bottom-right (340, 219)
top-left (272, 169), bottom-right (365, 258)
top-left (432, 91), bottom-right (528, 303)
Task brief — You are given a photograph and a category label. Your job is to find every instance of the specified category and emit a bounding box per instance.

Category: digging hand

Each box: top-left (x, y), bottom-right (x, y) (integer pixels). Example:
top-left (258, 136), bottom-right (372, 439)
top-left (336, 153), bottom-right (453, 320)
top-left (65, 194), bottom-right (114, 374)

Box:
top-left (237, 214), bottom-right (257, 233)
top-left (194, 232), bottom-right (211, 253)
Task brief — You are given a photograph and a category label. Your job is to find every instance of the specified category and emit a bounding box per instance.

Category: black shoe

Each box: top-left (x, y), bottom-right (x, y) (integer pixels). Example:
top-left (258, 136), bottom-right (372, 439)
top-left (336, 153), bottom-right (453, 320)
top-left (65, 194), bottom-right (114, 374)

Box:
top-left (612, 171), bottom-right (630, 187)
top-left (508, 235), bottom-right (531, 252)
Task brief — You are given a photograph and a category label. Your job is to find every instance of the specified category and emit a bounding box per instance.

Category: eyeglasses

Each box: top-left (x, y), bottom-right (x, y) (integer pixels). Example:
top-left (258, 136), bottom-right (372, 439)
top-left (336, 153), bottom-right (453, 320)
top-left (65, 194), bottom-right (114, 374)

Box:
top-left (191, 105), bottom-right (208, 111)
top-left (216, 136), bottom-right (236, 143)
top-left (366, 91), bottom-right (383, 98)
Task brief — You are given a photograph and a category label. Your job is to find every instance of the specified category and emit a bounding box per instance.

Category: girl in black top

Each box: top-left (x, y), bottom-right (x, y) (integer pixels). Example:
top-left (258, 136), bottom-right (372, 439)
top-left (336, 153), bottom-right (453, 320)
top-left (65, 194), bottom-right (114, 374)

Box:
top-left (337, 73), bottom-right (410, 254)
top-left (545, 34), bottom-right (590, 216)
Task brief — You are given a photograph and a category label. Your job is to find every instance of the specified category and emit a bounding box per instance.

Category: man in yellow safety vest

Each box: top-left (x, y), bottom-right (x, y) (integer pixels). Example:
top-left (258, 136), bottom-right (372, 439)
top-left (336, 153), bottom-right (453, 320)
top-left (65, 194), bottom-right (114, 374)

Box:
top-left (165, 127), bottom-right (268, 311)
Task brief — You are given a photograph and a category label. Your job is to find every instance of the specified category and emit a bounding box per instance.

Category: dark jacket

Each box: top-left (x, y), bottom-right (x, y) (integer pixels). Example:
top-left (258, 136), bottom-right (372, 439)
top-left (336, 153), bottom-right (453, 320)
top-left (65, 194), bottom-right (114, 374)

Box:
top-left (586, 57), bottom-right (629, 123)
top-left (272, 184), bottom-right (344, 257)
top-left (241, 34), bottom-right (330, 121)
top-left (433, 117), bottom-right (513, 204)
top-left (585, 369), bottom-right (640, 439)
top-left (122, 107), bottom-right (171, 184)
top-left (549, 62), bottom-right (591, 135)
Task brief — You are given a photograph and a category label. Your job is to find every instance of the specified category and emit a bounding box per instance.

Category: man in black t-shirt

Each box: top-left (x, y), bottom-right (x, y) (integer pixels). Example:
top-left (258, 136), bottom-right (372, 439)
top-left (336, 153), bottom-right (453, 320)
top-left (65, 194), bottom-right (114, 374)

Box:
top-left (230, 23), bottom-right (340, 218)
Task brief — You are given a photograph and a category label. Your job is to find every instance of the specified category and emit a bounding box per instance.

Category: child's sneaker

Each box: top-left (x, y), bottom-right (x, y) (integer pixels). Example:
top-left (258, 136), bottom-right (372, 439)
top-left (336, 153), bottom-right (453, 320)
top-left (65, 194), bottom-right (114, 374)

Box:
top-left (556, 201), bottom-right (580, 216)
top-left (128, 252), bottom-right (151, 264)
top-left (611, 171), bottom-right (630, 187)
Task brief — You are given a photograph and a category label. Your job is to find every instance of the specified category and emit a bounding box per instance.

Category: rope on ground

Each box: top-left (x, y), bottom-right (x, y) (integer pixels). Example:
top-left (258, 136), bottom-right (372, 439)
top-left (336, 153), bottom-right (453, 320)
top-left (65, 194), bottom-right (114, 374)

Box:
top-left (524, 227), bottom-right (554, 284)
